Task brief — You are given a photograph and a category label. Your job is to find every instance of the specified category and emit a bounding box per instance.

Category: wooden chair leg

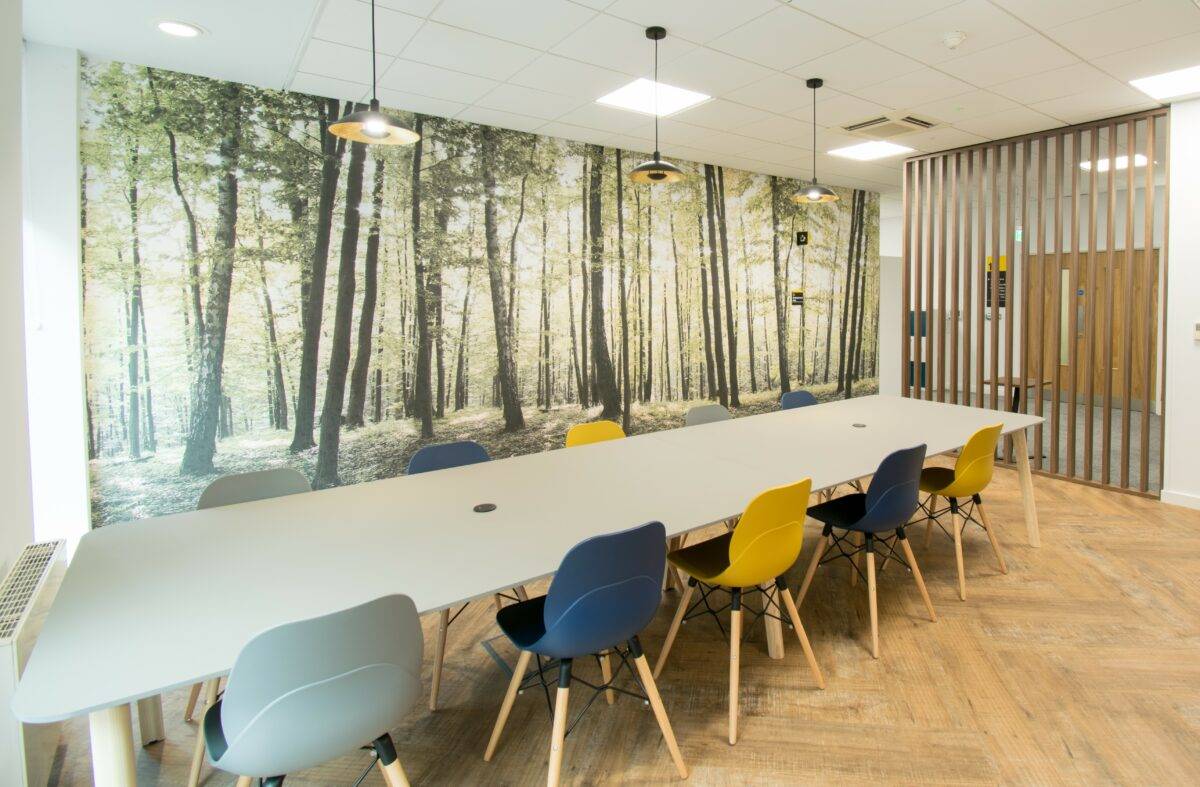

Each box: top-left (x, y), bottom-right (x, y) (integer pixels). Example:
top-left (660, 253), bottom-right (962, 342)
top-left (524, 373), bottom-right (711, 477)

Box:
top-left (235, 777), bottom-right (253, 787)
top-left (976, 499), bottom-right (1008, 574)
top-left (654, 579), bottom-right (693, 679)
top-left (850, 532), bottom-right (862, 587)
top-left (377, 757), bottom-right (411, 787)
top-left (952, 505), bottom-right (967, 601)
top-left (924, 494), bottom-right (938, 549)
top-left (515, 585), bottom-right (530, 601)
top-left (630, 639), bottom-right (688, 778)
top-left (796, 535), bottom-right (830, 607)
top-left (866, 545), bottom-right (879, 659)
top-left (728, 590), bottom-right (742, 745)
top-left (485, 649), bottom-right (532, 761)
top-left (599, 651), bottom-right (615, 705)
top-left (547, 660), bottom-right (572, 787)
top-left (183, 681), bottom-right (203, 722)
top-left (898, 535), bottom-right (938, 622)
top-left (760, 583), bottom-right (785, 659)
top-left (493, 594), bottom-right (504, 613)
top-left (186, 678), bottom-right (220, 787)
top-left (779, 582), bottom-right (825, 689)
top-left (430, 608), bottom-right (450, 710)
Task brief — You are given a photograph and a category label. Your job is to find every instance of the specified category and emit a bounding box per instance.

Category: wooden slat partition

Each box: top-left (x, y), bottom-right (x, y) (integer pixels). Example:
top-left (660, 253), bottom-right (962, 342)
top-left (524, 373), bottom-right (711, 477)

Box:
top-left (900, 108), bottom-right (1168, 496)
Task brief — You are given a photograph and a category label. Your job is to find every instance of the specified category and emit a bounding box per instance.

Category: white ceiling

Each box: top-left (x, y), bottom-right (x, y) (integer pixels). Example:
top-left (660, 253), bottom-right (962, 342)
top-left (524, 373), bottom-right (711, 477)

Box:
top-left (23, 0), bottom-right (1200, 195)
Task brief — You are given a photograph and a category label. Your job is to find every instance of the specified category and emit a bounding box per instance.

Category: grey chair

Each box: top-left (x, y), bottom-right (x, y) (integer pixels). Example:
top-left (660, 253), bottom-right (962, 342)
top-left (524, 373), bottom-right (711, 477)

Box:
top-left (684, 403), bottom-right (733, 426)
top-left (204, 594), bottom-right (423, 787)
top-left (186, 468), bottom-right (314, 787)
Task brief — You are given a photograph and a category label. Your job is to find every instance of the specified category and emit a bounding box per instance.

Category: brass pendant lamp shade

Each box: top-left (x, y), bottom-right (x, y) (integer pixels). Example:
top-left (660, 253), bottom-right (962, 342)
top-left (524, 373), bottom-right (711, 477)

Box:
top-left (792, 77), bottom-right (839, 204)
top-left (329, 0), bottom-right (419, 146)
top-left (629, 26), bottom-right (685, 185)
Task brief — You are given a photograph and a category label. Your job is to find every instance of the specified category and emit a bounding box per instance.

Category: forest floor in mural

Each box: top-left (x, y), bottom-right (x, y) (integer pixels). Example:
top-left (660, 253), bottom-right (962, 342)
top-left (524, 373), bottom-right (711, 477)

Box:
top-left (89, 382), bottom-right (874, 527)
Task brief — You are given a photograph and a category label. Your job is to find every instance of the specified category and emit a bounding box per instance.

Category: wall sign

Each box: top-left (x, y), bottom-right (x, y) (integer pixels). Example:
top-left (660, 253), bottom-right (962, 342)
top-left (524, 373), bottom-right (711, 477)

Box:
top-left (796, 230), bottom-right (809, 246)
top-left (791, 289), bottom-right (804, 306)
top-left (985, 255), bottom-right (1007, 309)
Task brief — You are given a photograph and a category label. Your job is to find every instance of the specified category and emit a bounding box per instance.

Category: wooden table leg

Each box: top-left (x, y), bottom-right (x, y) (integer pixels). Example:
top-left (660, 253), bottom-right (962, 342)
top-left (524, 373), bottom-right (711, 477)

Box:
top-left (89, 704), bottom-right (137, 787)
top-left (1012, 430), bottom-right (1041, 547)
top-left (760, 583), bottom-right (785, 660)
top-left (136, 695), bottom-right (164, 746)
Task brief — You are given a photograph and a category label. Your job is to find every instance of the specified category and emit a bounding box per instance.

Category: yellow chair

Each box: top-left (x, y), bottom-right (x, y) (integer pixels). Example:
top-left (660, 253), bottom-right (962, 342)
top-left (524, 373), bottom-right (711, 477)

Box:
top-left (564, 420), bottom-right (625, 447)
top-left (919, 423), bottom-right (1009, 600)
top-left (654, 479), bottom-right (824, 744)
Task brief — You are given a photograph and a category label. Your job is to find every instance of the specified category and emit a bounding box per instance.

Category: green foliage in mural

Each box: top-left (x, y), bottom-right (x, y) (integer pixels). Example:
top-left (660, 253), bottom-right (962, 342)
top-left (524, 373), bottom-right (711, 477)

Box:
top-left (79, 59), bottom-right (880, 527)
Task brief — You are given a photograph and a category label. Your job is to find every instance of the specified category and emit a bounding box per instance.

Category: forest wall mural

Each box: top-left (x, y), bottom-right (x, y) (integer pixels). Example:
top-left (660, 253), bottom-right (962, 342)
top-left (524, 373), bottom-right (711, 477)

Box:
top-left (79, 58), bottom-right (880, 528)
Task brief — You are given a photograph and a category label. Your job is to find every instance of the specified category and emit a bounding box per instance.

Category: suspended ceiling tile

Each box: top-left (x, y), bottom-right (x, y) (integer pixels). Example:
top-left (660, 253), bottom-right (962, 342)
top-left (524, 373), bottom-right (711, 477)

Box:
top-left (555, 102), bottom-right (653, 134)
top-left (657, 47), bottom-right (775, 97)
top-left (654, 119), bottom-right (726, 147)
top-left (897, 125), bottom-right (990, 152)
top-left (536, 121), bottom-right (615, 147)
top-left (312, 0), bottom-right (423, 55)
top-left (298, 39), bottom-right (394, 85)
top-left (475, 83), bottom-right (587, 120)
top-left (988, 0), bottom-right (1137, 29)
top-left (801, 93), bottom-right (895, 128)
top-left (737, 114), bottom-right (813, 145)
top-left (453, 105), bottom-right (546, 134)
top-left (1030, 86), bottom-right (1157, 123)
top-left (401, 21), bottom-right (540, 80)
top-left (549, 13), bottom-right (695, 73)
top-left (378, 59), bottom-right (499, 103)
top-left (939, 34), bottom-right (1078, 87)
top-left (952, 105), bottom-right (1061, 138)
top-left (872, 0), bottom-right (1033, 66)
top-left (789, 40), bottom-right (925, 92)
top-left (990, 62), bottom-right (1121, 105)
top-left (375, 88), bottom-right (468, 118)
top-left (855, 67), bottom-right (976, 109)
top-left (430, 0), bottom-right (597, 50)
top-left (603, 0), bottom-right (777, 46)
top-left (1090, 30), bottom-right (1200, 81)
top-left (1047, 0), bottom-right (1200, 59)
top-left (375, 0), bottom-right (441, 16)
top-left (910, 89), bottom-right (1022, 124)
top-left (508, 54), bottom-right (631, 99)
top-left (670, 99), bottom-right (774, 131)
top-left (722, 72), bottom-right (815, 114)
top-left (797, 0), bottom-right (960, 38)
top-left (289, 71), bottom-right (369, 102)
top-left (708, 6), bottom-right (858, 72)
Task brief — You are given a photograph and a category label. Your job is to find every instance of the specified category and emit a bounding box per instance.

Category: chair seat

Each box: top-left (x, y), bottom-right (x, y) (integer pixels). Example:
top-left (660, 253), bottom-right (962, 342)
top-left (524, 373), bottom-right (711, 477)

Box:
top-left (496, 595), bottom-right (549, 651)
top-left (918, 466), bottom-right (957, 495)
top-left (667, 532), bottom-right (733, 583)
top-left (807, 493), bottom-right (869, 531)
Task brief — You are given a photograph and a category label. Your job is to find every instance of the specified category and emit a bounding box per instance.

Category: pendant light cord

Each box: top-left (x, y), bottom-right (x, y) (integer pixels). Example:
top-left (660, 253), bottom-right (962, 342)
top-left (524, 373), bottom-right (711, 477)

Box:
top-left (811, 83), bottom-right (817, 183)
top-left (370, 0), bottom-right (378, 103)
top-left (653, 34), bottom-right (660, 153)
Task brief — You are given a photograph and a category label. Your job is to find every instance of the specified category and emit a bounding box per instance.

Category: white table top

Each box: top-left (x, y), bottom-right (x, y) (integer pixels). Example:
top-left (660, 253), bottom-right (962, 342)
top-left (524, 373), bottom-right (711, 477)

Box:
top-left (13, 395), bottom-right (1041, 723)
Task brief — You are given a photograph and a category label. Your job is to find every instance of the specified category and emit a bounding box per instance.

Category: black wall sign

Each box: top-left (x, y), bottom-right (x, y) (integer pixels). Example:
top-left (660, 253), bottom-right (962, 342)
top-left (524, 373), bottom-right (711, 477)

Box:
top-left (796, 230), bottom-right (809, 246)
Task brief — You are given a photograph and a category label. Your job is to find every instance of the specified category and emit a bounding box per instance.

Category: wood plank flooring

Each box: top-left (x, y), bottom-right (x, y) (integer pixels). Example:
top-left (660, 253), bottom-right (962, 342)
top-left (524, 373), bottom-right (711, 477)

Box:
top-left (47, 463), bottom-right (1200, 785)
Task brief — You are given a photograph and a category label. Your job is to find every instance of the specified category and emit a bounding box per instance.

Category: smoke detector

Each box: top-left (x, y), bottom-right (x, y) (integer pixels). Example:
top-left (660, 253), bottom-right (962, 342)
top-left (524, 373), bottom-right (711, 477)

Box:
top-left (942, 30), bottom-right (967, 50)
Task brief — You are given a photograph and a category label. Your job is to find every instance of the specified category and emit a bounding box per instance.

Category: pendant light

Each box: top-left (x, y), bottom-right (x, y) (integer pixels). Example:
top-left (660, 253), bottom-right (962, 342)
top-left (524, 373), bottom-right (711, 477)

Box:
top-left (629, 26), bottom-right (685, 185)
top-left (792, 77), bottom-right (838, 204)
top-left (328, 0), bottom-right (419, 145)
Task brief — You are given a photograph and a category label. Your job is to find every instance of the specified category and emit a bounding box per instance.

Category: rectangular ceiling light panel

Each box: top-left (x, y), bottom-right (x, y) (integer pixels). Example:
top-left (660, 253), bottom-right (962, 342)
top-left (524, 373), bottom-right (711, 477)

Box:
top-left (596, 78), bottom-right (710, 117)
top-left (1130, 64), bottom-right (1200, 100)
top-left (828, 140), bottom-right (915, 161)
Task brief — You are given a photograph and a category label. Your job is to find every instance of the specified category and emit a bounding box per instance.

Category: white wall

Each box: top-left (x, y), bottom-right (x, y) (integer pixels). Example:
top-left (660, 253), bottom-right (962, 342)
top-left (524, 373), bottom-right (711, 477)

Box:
top-left (1162, 97), bottom-right (1200, 510)
top-left (878, 194), bottom-right (902, 395)
top-left (21, 42), bottom-right (89, 550)
top-left (1, 0), bottom-right (35, 576)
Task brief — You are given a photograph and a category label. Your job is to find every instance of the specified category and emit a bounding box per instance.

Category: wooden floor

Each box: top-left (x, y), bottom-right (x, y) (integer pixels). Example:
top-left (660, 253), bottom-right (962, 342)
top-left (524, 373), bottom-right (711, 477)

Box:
top-left (48, 462), bottom-right (1200, 785)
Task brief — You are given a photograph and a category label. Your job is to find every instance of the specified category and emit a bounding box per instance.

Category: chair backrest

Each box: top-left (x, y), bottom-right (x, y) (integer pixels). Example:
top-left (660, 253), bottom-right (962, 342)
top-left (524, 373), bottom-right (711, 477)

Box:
top-left (685, 403), bottom-right (733, 427)
top-left (536, 522), bottom-right (665, 658)
top-left (407, 440), bottom-right (490, 475)
top-left (780, 390), bottom-right (818, 410)
top-left (951, 424), bottom-right (1003, 495)
top-left (858, 444), bottom-right (927, 532)
top-left (197, 468), bottom-right (311, 510)
top-left (564, 420), bottom-right (626, 448)
top-left (721, 478), bottom-right (812, 587)
top-left (217, 595), bottom-right (423, 776)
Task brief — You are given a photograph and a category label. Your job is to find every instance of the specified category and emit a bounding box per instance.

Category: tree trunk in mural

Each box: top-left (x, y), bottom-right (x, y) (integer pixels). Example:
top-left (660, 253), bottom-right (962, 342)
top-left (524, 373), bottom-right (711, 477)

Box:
top-left (432, 196), bottom-right (449, 420)
top-left (578, 160), bottom-right (590, 408)
top-left (643, 191), bottom-right (654, 403)
top-left (313, 137), bottom-right (367, 488)
top-left (537, 189), bottom-right (552, 411)
top-left (410, 117), bottom-right (434, 439)
top-left (669, 212), bottom-right (689, 401)
top-left (453, 263), bottom-right (473, 412)
top-left (838, 190), bottom-right (865, 394)
top-left (770, 176), bottom-right (791, 394)
top-left (480, 125), bottom-right (525, 431)
top-left (716, 167), bottom-right (740, 407)
top-left (697, 214), bottom-right (717, 400)
top-left (124, 147), bottom-right (143, 461)
top-left (347, 154), bottom-right (385, 428)
top-left (257, 254), bottom-right (288, 430)
top-left (80, 163), bottom-right (97, 459)
top-left (586, 144), bottom-right (620, 420)
top-left (180, 82), bottom-right (242, 476)
top-left (703, 166), bottom-right (729, 407)
top-left (290, 98), bottom-right (345, 452)
top-left (616, 150), bottom-right (632, 431)
top-left (740, 214), bottom-right (758, 394)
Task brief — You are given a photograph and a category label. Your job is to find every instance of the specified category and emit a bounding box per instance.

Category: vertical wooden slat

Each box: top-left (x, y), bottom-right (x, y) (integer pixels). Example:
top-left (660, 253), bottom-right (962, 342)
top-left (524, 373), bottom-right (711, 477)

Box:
top-left (901, 160), bottom-right (911, 398)
top-left (1101, 124), bottom-right (1118, 484)
top-left (1066, 130), bottom-right (1081, 478)
top-left (1158, 113), bottom-right (1170, 494)
top-left (989, 145), bottom-right (1001, 411)
top-left (914, 159), bottom-right (924, 399)
top-left (949, 152), bottom-right (960, 405)
top-left (963, 150), bottom-right (975, 403)
top-left (1082, 129), bottom-right (1099, 481)
top-left (925, 157), bottom-right (936, 401)
top-left (976, 147), bottom-right (986, 408)
top-left (936, 155), bottom-right (947, 402)
top-left (1050, 133), bottom-right (1064, 476)
top-left (1140, 117), bottom-right (1157, 491)
top-left (1004, 141), bottom-right (1017, 457)
top-left (1119, 122), bottom-right (1136, 488)
top-left (1034, 136), bottom-right (1047, 469)
top-left (1016, 142), bottom-right (1029, 461)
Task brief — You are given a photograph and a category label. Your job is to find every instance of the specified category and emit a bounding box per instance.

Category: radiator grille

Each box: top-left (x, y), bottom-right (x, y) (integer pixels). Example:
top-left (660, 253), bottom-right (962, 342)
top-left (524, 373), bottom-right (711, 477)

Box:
top-left (0, 541), bottom-right (64, 643)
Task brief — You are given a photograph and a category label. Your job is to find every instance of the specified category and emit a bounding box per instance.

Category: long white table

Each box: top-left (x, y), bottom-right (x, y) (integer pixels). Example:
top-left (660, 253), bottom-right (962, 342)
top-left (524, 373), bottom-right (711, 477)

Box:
top-left (13, 396), bottom-right (1042, 785)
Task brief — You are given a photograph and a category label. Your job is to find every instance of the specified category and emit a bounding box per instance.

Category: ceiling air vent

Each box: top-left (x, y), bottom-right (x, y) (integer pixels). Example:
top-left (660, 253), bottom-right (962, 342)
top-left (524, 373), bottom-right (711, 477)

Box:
top-left (842, 114), bottom-right (936, 139)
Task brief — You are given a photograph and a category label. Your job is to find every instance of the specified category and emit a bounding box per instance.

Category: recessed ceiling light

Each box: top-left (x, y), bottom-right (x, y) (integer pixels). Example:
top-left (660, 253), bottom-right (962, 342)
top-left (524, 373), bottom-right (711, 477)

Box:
top-left (596, 78), bottom-right (710, 117)
top-left (1079, 154), bottom-right (1148, 172)
top-left (1130, 63), bottom-right (1200, 100)
top-left (157, 20), bottom-right (204, 38)
top-left (828, 140), bottom-right (915, 161)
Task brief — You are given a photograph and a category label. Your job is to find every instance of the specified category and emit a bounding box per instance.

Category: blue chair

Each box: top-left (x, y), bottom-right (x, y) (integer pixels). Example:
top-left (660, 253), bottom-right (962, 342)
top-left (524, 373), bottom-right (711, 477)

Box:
top-left (483, 522), bottom-right (688, 786)
top-left (779, 390), bottom-right (818, 410)
top-left (797, 445), bottom-right (938, 659)
top-left (407, 441), bottom-right (527, 711)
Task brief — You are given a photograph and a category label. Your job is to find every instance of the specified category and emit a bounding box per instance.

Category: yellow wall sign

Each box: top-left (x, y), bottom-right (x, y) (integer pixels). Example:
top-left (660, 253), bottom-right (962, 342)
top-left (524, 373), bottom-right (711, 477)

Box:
top-left (791, 289), bottom-right (804, 306)
top-left (985, 255), bottom-right (1008, 272)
